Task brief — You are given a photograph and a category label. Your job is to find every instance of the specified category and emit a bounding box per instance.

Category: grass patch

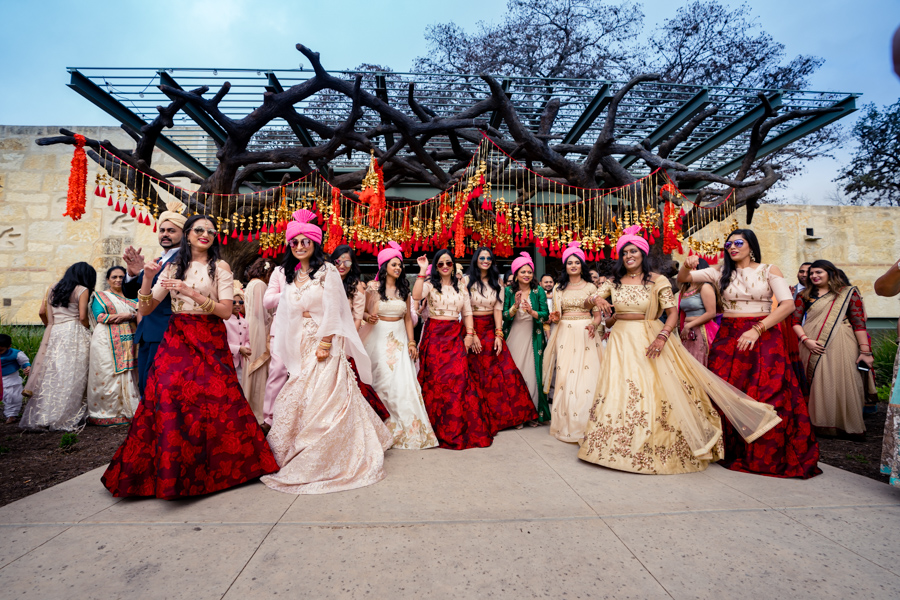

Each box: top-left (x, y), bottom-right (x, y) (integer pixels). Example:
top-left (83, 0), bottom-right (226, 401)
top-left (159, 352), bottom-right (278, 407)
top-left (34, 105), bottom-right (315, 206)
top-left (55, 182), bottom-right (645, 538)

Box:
top-left (845, 453), bottom-right (870, 464)
top-left (0, 319), bottom-right (45, 388)
top-left (873, 334), bottom-right (898, 390)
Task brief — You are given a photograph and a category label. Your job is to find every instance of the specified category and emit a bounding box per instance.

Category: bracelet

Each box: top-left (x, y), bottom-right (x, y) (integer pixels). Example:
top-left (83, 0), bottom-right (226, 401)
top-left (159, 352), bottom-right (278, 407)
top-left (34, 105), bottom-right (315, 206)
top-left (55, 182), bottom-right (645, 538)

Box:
top-left (751, 323), bottom-right (765, 336)
top-left (137, 291), bottom-right (153, 303)
top-left (199, 297), bottom-right (215, 313)
top-left (657, 329), bottom-right (671, 338)
top-left (799, 335), bottom-right (809, 344)
top-left (318, 341), bottom-right (332, 348)
top-left (417, 274), bottom-right (427, 278)
top-left (408, 341), bottom-right (417, 347)
top-left (494, 329), bottom-right (504, 338)
top-left (860, 351), bottom-right (873, 356)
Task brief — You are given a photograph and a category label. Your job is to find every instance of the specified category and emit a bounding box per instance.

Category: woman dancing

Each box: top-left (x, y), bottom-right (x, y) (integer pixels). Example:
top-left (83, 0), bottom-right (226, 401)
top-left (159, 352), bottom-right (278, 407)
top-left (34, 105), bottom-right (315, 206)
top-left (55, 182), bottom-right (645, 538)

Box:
top-left (331, 244), bottom-right (390, 421)
top-left (361, 242), bottom-right (438, 449)
top-left (502, 252), bottom-right (550, 425)
top-left (20, 262), bottom-right (95, 431)
top-left (541, 242), bottom-right (603, 443)
top-left (261, 210), bottom-right (392, 494)
top-left (678, 229), bottom-right (821, 478)
top-left (87, 266), bottom-right (140, 426)
top-left (102, 214), bottom-right (277, 499)
top-left (579, 227), bottom-right (780, 474)
top-left (465, 247), bottom-right (537, 433)
top-left (413, 250), bottom-right (492, 450)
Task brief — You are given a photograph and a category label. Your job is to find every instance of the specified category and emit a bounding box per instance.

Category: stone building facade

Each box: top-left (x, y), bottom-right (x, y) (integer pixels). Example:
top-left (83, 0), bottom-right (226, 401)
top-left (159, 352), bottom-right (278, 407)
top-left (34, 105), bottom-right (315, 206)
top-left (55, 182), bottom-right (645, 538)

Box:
top-left (1, 125), bottom-right (899, 324)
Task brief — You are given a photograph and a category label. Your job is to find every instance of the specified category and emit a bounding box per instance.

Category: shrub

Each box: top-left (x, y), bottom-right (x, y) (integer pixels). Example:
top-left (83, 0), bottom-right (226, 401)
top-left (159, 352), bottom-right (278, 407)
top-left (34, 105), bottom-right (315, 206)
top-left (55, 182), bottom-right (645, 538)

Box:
top-left (873, 334), bottom-right (899, 389)
top-left (59, 433), bottom-right (78, 450)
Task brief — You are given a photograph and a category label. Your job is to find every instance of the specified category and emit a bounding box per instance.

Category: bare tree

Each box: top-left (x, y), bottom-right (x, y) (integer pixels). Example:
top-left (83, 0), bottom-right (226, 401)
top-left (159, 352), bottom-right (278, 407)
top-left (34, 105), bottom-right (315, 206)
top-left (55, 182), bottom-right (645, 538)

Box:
top-left (37, 38), bottom-right (843, 249)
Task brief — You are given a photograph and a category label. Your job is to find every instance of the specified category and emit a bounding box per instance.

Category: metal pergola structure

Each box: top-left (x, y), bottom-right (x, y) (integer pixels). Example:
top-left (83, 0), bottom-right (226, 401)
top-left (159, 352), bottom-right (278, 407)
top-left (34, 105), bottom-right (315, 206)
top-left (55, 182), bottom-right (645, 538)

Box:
top-left (66, 67), bottom-right (858, 190)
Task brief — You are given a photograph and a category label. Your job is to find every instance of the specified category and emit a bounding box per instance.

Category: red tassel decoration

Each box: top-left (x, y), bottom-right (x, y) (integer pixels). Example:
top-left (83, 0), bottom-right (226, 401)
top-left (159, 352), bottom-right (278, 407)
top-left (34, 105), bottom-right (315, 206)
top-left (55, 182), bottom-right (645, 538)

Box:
top-left (114, 201), bottom-right (121, 212)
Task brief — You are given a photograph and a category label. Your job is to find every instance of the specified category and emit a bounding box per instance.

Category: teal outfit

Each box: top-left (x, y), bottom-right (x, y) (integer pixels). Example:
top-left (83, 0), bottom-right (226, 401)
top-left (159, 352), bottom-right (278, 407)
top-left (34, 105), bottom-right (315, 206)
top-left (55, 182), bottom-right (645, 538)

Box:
top-left (880, 335), bottom-right (900, 487)
top-left (502, 286), bottom-right (550, 422)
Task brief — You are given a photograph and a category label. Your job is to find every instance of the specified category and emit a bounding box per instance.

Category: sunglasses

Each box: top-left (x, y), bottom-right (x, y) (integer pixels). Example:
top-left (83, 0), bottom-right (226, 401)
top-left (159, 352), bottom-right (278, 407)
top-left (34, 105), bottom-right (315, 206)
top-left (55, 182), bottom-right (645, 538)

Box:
top-left (333, 259), bottom-right (353, 267)
top-left (235, 300), bottom-right (244, 305)
top-left (289, 237), bottom-right (313, 249)
top-left (191, 227), bottom-right (217, 237)
top-left (478, 256), bottom-right (492, 262)
top-left (437, 261), bottom-right (453, 268)
top-left (723, 239), bottom-right (746, 250)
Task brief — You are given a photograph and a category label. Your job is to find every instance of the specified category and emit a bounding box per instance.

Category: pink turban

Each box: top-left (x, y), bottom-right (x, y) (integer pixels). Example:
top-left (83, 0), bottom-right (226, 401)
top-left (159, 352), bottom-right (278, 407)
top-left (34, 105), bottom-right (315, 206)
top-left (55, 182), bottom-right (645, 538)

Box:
top-left (377, 241), bottom-right (403, 270)
top-left (510, 251), bottom-right (534, 275)
top-left (561, 241), bottom-right (586, 263)
top-left (285, 209), bottom-right (322, 244)
top-left (426, 265), bottom-right (432, 276)
top-left (615, 225), bottom-right (649, 257)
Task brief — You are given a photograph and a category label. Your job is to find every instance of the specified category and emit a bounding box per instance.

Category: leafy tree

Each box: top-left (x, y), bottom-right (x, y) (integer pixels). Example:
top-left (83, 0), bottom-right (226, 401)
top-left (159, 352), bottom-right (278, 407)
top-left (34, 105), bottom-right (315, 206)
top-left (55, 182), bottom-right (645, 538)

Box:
top-left (837, 101), bottom-right (900, 207)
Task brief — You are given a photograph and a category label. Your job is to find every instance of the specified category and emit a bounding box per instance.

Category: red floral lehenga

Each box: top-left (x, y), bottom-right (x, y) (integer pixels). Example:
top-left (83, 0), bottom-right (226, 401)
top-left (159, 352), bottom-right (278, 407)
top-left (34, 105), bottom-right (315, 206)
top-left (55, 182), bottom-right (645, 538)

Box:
top-left (707, 316), bottom-right (822, 479)
top-left (418, 318), bottom-right (493, 450)
top-left (469, 315), bottom-right (537, 433)
top-left (101, 314), bottom-right (278, 499)
top-left (349, 356), bottom-right (391, 421)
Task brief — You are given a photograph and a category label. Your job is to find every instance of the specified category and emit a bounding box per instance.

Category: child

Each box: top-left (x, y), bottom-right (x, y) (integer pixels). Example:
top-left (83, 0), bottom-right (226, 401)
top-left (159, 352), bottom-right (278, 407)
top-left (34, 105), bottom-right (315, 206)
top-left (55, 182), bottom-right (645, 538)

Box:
top-left (1, 334), bottom-right (31, 424)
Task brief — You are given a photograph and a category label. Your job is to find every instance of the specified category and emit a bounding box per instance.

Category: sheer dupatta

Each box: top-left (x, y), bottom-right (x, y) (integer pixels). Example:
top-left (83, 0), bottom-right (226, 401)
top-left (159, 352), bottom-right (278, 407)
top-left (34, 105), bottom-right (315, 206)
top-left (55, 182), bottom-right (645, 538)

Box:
top-left (272, 263), bottom-right (372, 384)
top-left (23, 286), bottom-right (55, 396)
top-left (643, 278), bottom-right (781, 452)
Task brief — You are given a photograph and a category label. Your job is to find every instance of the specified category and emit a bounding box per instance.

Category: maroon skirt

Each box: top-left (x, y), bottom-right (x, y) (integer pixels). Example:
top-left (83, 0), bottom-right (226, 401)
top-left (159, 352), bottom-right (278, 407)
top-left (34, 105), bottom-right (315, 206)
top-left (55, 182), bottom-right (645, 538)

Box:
top-left (469, 315), bottom-right (537, 433)
top-left (101, 314), bottom-right (279, 499)
top-left (417, 318), bottom-right (492, 450)
top-left (348, 356), bottom-right (391, 421)
top-left (707, 316), bottom-right (821, 479)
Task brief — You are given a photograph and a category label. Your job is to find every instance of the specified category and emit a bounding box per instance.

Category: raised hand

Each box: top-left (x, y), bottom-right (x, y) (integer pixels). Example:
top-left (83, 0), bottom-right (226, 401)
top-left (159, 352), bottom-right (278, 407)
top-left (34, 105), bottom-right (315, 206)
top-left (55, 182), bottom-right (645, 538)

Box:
top-left (416, 255), bottom-right (429, 272)
top-left (684, 255), bottom-right (701, 270)
top-left (123, 245), bottom-right (145, 277)
top-left (143, 256), bottom-right (164, 278)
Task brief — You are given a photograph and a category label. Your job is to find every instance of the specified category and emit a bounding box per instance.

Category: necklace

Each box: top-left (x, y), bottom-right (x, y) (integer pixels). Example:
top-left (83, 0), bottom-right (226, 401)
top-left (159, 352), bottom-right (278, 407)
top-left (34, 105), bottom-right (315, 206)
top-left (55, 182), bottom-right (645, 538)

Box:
top-left (627, 272), bottom-right (640, 279)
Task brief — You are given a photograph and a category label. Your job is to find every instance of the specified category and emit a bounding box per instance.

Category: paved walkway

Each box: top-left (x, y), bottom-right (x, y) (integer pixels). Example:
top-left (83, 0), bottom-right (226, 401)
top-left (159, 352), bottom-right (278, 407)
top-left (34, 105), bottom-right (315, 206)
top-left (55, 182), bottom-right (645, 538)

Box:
top-left (1, 426), bottom-right (899, 599)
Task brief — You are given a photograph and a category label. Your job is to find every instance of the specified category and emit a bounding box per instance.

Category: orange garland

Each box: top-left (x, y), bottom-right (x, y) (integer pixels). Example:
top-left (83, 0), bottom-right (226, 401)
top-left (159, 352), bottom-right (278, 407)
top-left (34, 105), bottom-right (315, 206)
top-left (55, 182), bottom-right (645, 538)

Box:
top-left (64, 134), bottom-right (88, 220)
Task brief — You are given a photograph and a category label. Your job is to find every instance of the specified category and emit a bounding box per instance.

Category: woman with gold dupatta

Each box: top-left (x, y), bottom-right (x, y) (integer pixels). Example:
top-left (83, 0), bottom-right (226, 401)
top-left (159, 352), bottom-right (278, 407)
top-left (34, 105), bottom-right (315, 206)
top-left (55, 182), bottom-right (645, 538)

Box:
top-left (792, 260), bottom-right (875, 437)
top-left (579, 227), bottom-right (781, 475)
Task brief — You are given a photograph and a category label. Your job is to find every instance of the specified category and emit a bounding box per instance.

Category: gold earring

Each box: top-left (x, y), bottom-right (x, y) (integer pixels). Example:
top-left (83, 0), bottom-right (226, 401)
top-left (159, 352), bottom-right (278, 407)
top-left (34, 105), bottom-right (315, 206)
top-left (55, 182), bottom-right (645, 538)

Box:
top-left (750, 250), bottom-right (756, 262)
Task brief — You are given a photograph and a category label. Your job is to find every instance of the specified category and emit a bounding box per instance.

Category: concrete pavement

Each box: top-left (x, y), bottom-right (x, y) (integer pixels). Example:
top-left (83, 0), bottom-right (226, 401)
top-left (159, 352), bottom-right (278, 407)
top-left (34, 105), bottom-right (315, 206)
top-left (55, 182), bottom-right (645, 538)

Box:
top-left (1, 426), bottom-right (899, 599)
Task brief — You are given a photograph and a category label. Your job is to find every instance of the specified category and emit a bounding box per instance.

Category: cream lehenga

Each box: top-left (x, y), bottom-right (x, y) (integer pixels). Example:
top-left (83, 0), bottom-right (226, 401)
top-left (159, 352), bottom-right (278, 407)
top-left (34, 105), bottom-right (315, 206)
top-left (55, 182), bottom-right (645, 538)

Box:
top-left (578, 279), bottom-right (781, 475)
top-left (360, 283), bottom-right (438, 449)
top-left (261, 263), bottom-right (393, 495)
top-left (541, 282), bottom-right (603, 442)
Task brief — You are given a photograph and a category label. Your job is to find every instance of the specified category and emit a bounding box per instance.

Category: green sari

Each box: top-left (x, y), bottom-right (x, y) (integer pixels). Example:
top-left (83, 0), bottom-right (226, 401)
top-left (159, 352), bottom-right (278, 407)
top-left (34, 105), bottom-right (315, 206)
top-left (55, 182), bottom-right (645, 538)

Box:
top-left (502, 286), bottom-right (550, 422)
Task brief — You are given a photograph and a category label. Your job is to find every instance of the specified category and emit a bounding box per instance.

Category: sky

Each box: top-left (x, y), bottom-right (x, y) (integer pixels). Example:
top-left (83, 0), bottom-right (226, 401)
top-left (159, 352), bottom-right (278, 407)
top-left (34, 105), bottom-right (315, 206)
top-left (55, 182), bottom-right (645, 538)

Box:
top-left (1, 0), bottom-right (898, 204)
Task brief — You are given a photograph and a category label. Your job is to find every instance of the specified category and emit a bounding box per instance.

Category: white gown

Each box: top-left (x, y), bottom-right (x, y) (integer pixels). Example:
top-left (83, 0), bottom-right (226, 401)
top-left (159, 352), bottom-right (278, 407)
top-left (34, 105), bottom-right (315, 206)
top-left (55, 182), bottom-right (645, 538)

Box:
top-left (361, 296), bottom-right (438, 449)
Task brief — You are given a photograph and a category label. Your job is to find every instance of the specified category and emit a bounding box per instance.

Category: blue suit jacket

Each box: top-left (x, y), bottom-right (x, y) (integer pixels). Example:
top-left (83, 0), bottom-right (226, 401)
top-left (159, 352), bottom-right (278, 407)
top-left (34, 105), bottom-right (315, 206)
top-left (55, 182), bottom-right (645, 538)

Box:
top-left (122, 251), bottom-right (179, 344)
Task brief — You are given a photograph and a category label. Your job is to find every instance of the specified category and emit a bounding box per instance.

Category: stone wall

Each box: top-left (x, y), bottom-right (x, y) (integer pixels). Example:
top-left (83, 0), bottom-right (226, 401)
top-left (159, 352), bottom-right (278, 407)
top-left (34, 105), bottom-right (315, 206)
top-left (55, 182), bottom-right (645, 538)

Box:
top-left (2, 125), bottom-right (899, 323)
top-left (673, 204), bottom-right (900, 320)
top-left (0, 126), bottom-right (185, 324)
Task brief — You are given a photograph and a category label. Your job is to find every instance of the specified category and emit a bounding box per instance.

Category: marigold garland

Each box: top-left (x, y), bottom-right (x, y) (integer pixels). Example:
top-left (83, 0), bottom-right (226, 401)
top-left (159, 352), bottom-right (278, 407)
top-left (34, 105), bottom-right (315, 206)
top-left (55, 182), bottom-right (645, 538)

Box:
top-left (64, 134), bottom-right (88, 220)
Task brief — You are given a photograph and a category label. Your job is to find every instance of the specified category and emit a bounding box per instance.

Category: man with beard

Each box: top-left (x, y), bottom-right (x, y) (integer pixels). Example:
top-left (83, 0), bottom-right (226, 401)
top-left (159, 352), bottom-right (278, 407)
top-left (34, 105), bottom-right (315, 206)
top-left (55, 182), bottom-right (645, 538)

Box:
top-left (794, 262), bottom-right (811, 299)
top-left (121, 204), bottom-right (186, 395)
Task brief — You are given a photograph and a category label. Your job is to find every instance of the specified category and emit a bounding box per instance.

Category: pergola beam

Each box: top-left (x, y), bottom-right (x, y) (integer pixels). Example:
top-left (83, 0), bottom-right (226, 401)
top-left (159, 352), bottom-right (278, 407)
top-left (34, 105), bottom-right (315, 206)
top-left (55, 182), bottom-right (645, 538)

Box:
top-left (264, 72), bottom-right (317, 147)
top-left (66, 69), bottom-right (212, 177)
top-left (561, 84), bottom-right (611, 150)
top-left (683, 94), bottom-right (857, 189)
top-left (619, 89), bottom-right (710, 168)
top-left (675, 93), bottom-right (783, 167)
top-left (158, 71), bottom-right (229, 147)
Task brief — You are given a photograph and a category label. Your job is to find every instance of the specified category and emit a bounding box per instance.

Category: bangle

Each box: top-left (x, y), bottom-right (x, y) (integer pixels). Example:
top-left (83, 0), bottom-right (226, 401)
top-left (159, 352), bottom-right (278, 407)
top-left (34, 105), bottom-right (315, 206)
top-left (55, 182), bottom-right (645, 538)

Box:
top-left (199, 297), bottom-right (215, 313)
top-left (799, 335), bottom-right (809, 343)
top-left (860, 351), bottom-right (873, 356)
top-left (417, 274), bottom-right (427, 278)
top-left (408, 341), bottom-right (417, 347)
top-left (658, 329), bottom-right (671, 338)
top-left (751, 323), bottom-right (765, 336)
top-left (137, 291), bottom-right (153, 303)
top-left (495, 329), bottom-right (504, 339)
